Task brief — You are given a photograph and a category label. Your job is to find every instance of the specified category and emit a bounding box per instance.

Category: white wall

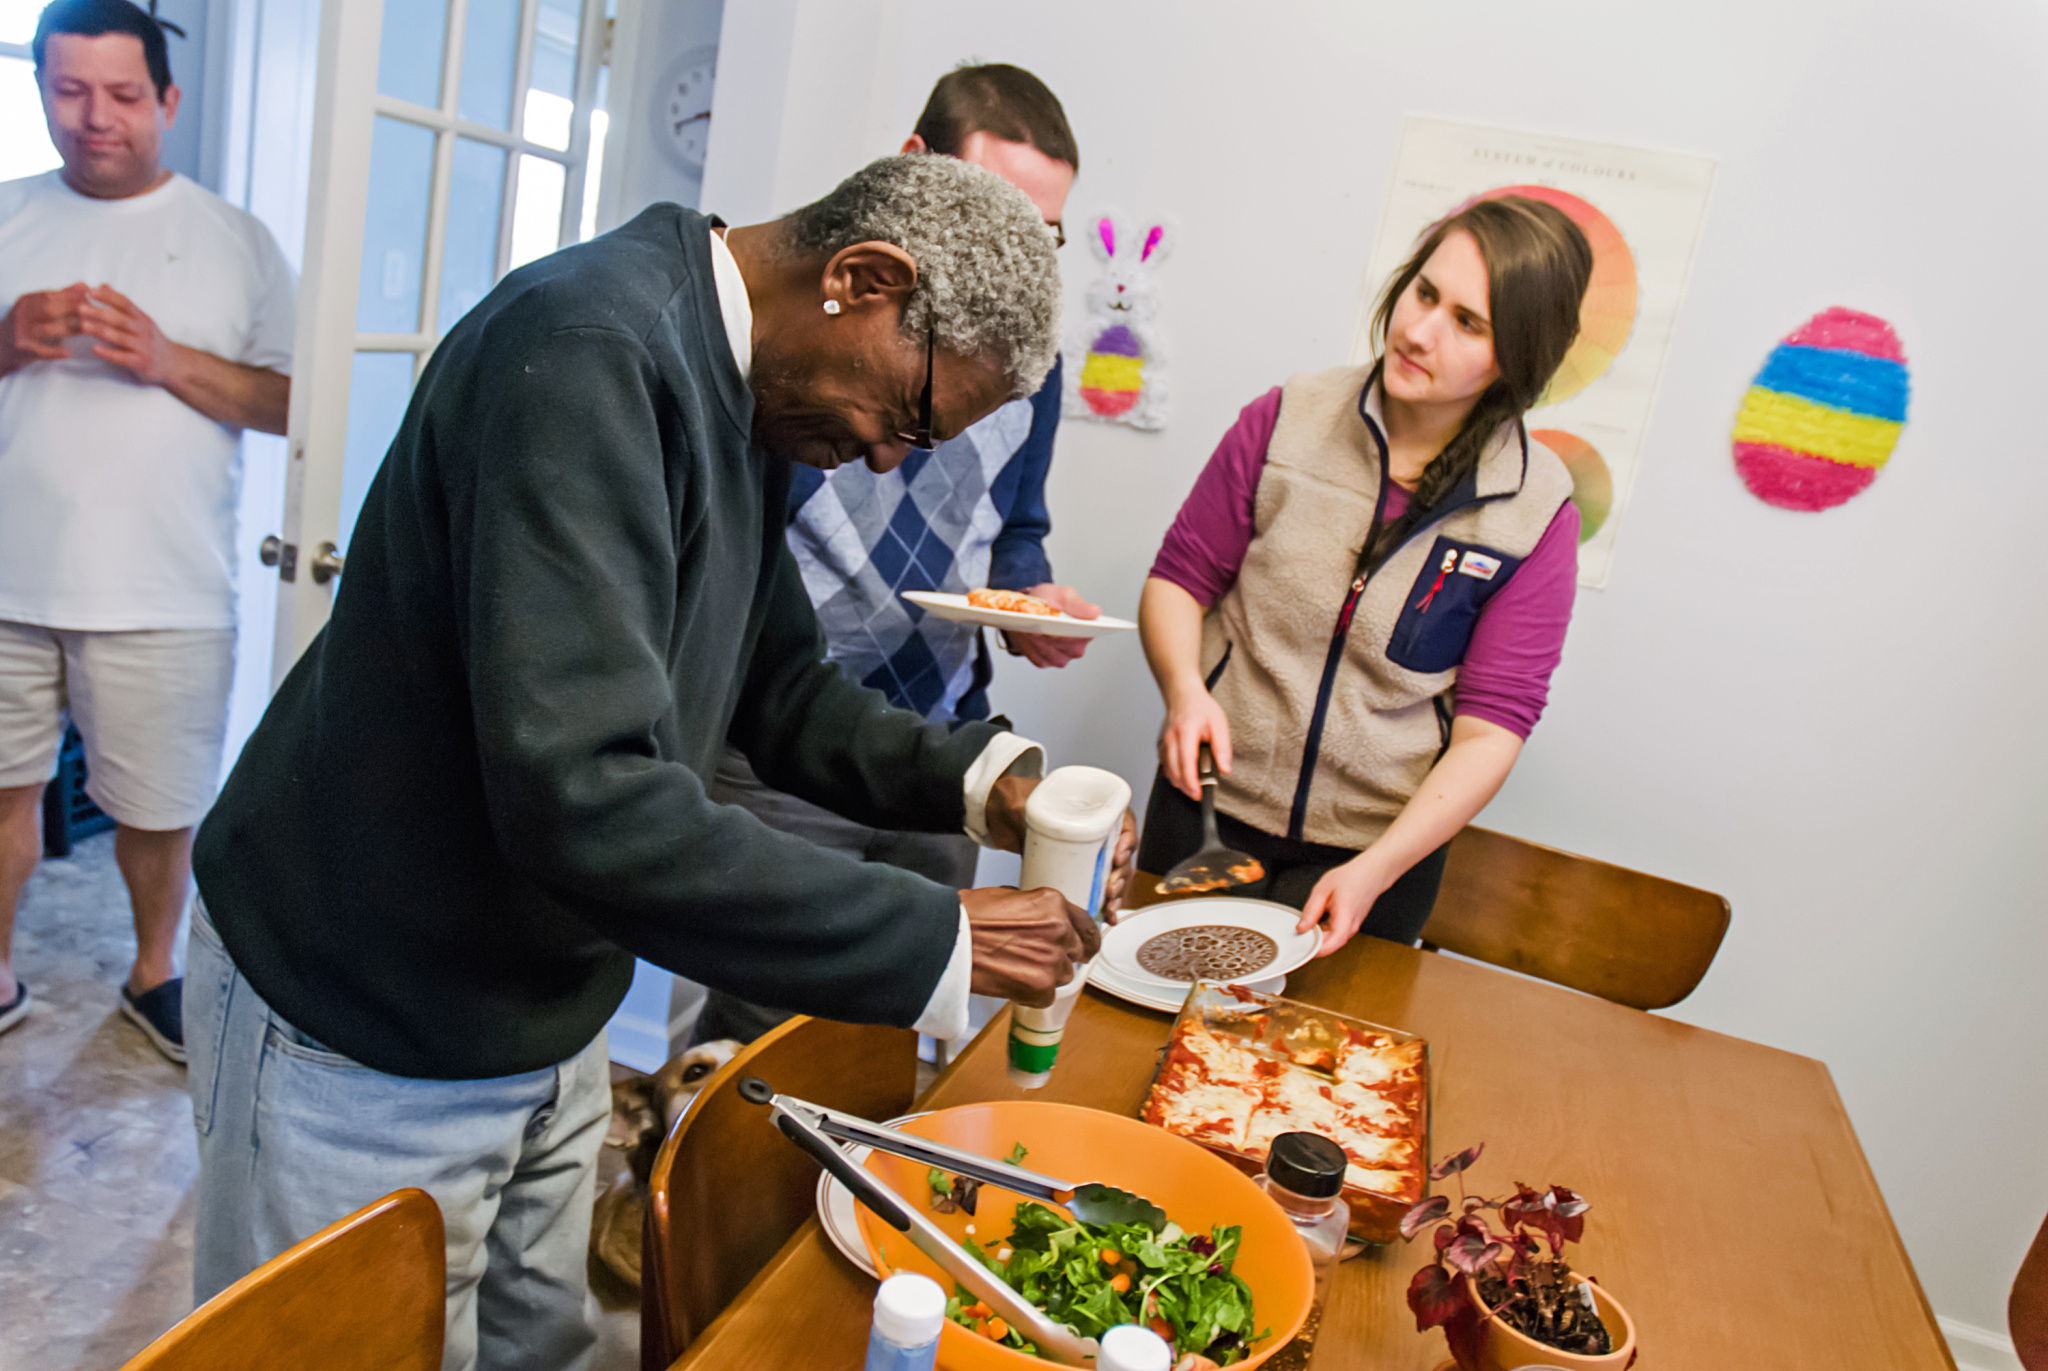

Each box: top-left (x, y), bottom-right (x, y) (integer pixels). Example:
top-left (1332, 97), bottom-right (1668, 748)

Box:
top-left (593, 0), bottom-right (724, 230)
top-left (701, 1), bottom-right (2048, 1361)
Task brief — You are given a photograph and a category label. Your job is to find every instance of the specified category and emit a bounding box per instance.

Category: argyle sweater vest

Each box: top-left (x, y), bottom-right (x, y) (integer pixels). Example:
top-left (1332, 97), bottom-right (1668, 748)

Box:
top-left (1201, 365), bottom-right (1572, 848)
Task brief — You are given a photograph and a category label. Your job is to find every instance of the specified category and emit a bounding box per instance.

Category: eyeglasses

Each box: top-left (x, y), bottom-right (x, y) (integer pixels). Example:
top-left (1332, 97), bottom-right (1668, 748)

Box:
top-left (1047, 220), bottom-right (1066, 249)
top-left (910, 319), bottom-right (935, 451)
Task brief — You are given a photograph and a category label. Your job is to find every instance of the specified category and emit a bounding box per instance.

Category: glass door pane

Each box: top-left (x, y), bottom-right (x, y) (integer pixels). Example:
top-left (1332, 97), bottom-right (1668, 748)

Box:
top-left (458, 0), bottom-right (522, 130)
top-left (338, 352), bottom-right (418, 553)
top-left (375, 0), bottom-right (449, 107)
top-left (0, 55), bottom-right (60, 181)
top-left (523, 0), bottom-right (583, 151)
top-left (356, 117), bottom-right (435, 333)
top-left (438, 138), bottom-right (509, 332)
top-left (507, 154), bottom-right (566, 270)
top-left (0, 0), bottom-right (40, 43)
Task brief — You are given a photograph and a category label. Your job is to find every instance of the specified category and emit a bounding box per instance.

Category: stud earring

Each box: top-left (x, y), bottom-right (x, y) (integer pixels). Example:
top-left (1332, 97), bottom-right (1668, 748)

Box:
top-left (822, 300), bottom-right (841, 315)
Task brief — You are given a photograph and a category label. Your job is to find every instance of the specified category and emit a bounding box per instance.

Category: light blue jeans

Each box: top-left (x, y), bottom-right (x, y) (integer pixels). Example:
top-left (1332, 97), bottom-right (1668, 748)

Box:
top-left (186, 900), bottom-right (611, 1371)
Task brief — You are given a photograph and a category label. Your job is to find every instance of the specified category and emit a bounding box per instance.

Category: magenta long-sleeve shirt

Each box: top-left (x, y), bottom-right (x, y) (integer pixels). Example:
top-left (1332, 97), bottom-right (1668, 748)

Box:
top-left (1149, 387), bottom-right (1578, 738)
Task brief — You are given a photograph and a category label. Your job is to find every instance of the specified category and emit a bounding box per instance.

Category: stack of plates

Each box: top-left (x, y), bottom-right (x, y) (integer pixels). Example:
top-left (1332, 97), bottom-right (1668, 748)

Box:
top-left (1088, 898), bottom-right (1321, 1013)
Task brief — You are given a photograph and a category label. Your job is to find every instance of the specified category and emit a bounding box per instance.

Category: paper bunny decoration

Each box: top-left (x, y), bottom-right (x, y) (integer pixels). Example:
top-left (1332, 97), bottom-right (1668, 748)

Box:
top-left (1064, 211), bottom-right (1175, 431)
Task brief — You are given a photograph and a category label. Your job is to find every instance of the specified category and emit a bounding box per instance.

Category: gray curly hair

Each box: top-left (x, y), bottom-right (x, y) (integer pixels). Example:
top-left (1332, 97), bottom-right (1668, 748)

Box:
top-left (785, 154), bottom-right (1061, 399)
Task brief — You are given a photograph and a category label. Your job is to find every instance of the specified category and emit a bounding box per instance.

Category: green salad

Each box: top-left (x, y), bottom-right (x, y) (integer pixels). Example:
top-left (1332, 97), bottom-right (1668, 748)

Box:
top-left (943, 1201), bottom-right (1266, 1364)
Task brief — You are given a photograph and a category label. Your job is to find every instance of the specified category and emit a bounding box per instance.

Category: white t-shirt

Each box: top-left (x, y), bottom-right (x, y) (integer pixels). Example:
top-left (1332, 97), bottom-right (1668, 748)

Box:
top-left (0, 171), bottom-right (297, 630)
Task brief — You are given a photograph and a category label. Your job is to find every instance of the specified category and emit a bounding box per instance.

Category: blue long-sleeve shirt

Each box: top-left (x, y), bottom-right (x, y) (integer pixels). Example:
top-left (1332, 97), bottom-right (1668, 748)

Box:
top-left (784, 355), bottom-right (1061, 722)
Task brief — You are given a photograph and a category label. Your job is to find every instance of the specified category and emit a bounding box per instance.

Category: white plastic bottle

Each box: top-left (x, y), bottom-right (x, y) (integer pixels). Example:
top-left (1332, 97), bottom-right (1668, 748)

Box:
top-left (1006, 765), bottom-right (1131, 1089)
top-left (1257, 1131), bottom-right (1352, 1370)
top-left (1097, 1322), bottom-right (1174, 1371)
top-left (864, 1271), bottom-right (946, 1371)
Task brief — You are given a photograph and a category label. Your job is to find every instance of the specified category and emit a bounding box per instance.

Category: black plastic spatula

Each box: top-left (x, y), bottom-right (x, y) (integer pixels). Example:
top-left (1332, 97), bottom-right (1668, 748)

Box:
top-left (1156, 742), bottom-right (1264, 897)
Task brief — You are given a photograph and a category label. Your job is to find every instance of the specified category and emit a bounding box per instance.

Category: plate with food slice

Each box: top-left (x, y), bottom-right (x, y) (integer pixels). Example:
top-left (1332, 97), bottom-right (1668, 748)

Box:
top-left (901, 590), bottom-right (1136, 639)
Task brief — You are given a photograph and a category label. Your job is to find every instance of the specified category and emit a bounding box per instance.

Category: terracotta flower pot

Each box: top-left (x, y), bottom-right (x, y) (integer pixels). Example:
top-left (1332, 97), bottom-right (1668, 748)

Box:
top-left (1450, 1270), bottom-right (1637, 1371)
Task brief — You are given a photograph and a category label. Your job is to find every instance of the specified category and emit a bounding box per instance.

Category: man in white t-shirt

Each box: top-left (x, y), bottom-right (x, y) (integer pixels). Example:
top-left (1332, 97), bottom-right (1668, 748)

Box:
top-left (0, 0), bottom-right (295, 1060)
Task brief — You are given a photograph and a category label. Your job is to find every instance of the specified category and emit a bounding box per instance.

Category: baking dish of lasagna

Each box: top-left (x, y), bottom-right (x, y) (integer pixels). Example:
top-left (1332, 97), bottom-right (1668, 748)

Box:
top-left (1139, 982), bottom-right (1430, 1243)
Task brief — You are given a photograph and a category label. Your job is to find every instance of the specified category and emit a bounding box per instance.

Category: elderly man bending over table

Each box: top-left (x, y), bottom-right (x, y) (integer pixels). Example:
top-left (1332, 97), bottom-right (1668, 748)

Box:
top-left (185, 155), bottom-right (1126, 1371)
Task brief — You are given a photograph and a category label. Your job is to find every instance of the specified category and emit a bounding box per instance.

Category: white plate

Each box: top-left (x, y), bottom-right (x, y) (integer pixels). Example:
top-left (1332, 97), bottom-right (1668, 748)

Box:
top-left (901, 591), bottom-right (1136, 640)
top-left (1088, 957), bottom-right (1287, 1013)
top-left (1098, 899), bottom-right (1322, 990)
top-left (816, 1111), bottom-right (930, 1277)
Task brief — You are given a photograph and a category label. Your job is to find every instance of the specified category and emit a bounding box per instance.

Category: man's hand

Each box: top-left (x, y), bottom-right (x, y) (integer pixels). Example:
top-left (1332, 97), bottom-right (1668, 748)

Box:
top-left (79, 284), bottom-right (178, 386)
top-left (1, 283), bottom-right (88, 375)
top-left (69, 282), bottom-right (290, 434)
top-left (981, 772), bottom-right (1139, 923)
top-left (1004, 583), bottom-right (1098, 668)
top-left (962, 885), bottom-right (1101, 1006)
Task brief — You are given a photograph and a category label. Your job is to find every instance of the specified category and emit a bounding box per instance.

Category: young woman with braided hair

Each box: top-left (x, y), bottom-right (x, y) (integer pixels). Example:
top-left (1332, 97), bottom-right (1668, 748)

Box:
top-left (1137, 196), bottom-right (1593, 953)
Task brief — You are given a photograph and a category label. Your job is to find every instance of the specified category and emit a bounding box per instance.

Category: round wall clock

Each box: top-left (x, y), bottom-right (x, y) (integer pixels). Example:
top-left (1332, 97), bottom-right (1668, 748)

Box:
top-left (655, 46), bottom-right (718, 176)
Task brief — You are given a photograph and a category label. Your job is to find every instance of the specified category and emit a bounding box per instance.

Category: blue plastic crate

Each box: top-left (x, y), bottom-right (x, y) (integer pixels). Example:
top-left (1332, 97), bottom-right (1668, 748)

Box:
top-left (41, 724), bottom-right (115, 859)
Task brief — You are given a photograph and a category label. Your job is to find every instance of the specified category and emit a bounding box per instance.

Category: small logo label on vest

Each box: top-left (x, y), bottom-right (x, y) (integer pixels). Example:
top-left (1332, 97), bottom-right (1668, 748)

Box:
top-left (1458, 551), bottom-right (1501, 581)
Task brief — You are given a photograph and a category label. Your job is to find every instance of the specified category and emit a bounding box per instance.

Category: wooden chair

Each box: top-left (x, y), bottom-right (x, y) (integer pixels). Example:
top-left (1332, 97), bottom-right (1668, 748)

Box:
top-left (1421, 825), bottom-right (1730, 1011)
top-left (641, 1016), bottom-right (918, 1371)
top-left (119, 1188), bottom-right (444, 1371)
top-left (2013, 1211), bottom-right (2048, 1370)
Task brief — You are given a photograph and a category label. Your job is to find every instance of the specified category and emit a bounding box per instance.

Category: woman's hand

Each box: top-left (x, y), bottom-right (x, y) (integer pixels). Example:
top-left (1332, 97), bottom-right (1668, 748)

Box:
top-left (1158, 684), bottom-right (1233, 801)
top-left (1139, 577), bottom-right (1233, 800)
top-left (1100, 808), bottom-right (1139, 923)
top-left (1297, 852), bottom-right (1397, 956)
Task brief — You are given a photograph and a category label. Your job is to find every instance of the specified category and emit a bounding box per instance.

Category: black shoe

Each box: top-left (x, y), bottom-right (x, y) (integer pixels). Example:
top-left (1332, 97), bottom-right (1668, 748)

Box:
top-left (0, 981), bottom-right (28, 1037)
top-left (121, 978), bottom-right (186, 1064)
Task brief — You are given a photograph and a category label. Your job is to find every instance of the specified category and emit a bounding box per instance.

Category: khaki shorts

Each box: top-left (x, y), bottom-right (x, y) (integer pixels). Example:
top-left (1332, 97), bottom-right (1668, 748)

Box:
top-left (0, 620), bottom-right (236, 831)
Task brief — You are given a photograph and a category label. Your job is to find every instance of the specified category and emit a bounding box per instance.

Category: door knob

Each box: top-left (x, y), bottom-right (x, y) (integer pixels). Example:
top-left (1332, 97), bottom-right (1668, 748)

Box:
top-left (311, 541), bottom-right (345, 585)
top-left (260, 535), bottom-right (298, 581)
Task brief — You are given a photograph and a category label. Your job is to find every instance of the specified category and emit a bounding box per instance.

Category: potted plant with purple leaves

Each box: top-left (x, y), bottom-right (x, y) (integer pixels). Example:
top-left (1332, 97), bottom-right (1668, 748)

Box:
top-left (1400, 1143), bottom-right (1638, 1371)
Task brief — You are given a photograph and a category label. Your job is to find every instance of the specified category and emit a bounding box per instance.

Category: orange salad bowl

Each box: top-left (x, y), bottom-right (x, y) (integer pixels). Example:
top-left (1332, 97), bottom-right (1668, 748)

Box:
top-left (854, 1100), bottom-right (1315, 1370)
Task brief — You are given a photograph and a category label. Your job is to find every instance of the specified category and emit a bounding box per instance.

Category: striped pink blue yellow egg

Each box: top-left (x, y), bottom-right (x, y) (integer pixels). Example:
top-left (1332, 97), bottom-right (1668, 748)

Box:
top-left (1079, 324), bottom-right (1144, 418)
top-left (1731, 308), bottom-right (1909, 511)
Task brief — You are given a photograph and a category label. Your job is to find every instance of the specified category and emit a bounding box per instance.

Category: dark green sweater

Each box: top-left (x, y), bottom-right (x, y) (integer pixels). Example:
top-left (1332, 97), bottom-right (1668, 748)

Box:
top-left (194, 207), bottom-right (993, 1080)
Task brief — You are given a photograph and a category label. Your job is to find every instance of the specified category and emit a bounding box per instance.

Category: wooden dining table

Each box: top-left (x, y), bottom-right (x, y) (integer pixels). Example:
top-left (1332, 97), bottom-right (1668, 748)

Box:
top-left (672, 936), bottom-right (1955, 1369)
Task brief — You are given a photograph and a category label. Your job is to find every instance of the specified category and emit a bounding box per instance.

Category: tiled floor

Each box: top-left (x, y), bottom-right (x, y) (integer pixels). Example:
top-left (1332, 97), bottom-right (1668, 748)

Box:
top-left (0, 833), bottom-right (196, 1371)
top-left (0, 833), bottom-right (640, 1371)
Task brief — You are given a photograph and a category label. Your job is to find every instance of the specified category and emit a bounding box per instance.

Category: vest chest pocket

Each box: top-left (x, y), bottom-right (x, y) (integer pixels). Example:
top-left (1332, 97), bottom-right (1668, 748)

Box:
top-left (1383, 536), bottom-right (1522, 674)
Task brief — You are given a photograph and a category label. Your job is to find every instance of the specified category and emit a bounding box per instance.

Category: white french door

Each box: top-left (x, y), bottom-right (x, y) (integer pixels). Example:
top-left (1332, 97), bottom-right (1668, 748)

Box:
top-left (270, 0), bottom-right (614, 679)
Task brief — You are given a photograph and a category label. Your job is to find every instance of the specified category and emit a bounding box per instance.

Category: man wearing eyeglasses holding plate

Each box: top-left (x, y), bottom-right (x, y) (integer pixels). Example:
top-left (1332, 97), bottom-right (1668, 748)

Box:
top-left (185, 153), bottom-right (1133, 1371)
top-left (695, 63), bottom-right (1100, 1048)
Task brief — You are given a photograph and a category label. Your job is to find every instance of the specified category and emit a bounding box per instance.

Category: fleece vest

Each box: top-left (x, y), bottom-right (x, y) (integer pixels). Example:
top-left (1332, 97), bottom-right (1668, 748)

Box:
top-left (1201, 364), bottom-right (1572, 849)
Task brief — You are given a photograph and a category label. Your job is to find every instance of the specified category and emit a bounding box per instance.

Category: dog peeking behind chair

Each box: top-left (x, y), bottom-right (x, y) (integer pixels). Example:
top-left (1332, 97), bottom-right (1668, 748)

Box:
top-left (590, 1038), bottom-right (742, 1299)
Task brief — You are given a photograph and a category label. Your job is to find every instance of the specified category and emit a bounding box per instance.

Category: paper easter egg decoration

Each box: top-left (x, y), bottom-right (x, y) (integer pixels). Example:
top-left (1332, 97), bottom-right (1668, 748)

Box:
top-left (1731, 309), bottom-right (1910, 511)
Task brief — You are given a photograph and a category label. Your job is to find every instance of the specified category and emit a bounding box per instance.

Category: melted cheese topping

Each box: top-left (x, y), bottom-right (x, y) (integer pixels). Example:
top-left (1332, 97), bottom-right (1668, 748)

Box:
top-left (1151, 1080), bottom-right (1259, 1149)
top-left (1147, 1012), bottom-right (1426, 1203)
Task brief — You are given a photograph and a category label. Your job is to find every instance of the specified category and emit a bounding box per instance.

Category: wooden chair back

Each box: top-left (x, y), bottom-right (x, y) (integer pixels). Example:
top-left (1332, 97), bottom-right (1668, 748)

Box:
top-left (2013, 1211), bottom-right (2048, 1370)
top-left (119, 1188), bottom-right (444, 1371)
top-left (1422, 825), bottom-right (1730, 1010)
top-left (641, 1016), bottom-right (918, 1370)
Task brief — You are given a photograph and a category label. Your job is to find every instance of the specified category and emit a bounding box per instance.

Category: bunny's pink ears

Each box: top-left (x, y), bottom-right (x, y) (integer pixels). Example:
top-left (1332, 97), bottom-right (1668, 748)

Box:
top-left (1090, 214), bottom-right (1174, 263)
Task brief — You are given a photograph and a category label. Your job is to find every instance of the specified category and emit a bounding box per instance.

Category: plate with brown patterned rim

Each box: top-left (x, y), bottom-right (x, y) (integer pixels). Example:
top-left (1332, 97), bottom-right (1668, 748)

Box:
top-left (1098, 897), bottom-right (1322, 991)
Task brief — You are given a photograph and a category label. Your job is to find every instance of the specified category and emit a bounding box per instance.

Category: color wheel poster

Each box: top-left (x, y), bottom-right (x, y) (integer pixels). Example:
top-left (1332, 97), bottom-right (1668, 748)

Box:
top-left (1353, 118), bottom-right (1716, 588)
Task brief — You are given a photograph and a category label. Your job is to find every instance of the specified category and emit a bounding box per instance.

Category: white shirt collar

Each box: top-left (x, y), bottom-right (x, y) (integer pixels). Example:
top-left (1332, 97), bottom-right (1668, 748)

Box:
top-left (706, 227), bottom-right (752, 381)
